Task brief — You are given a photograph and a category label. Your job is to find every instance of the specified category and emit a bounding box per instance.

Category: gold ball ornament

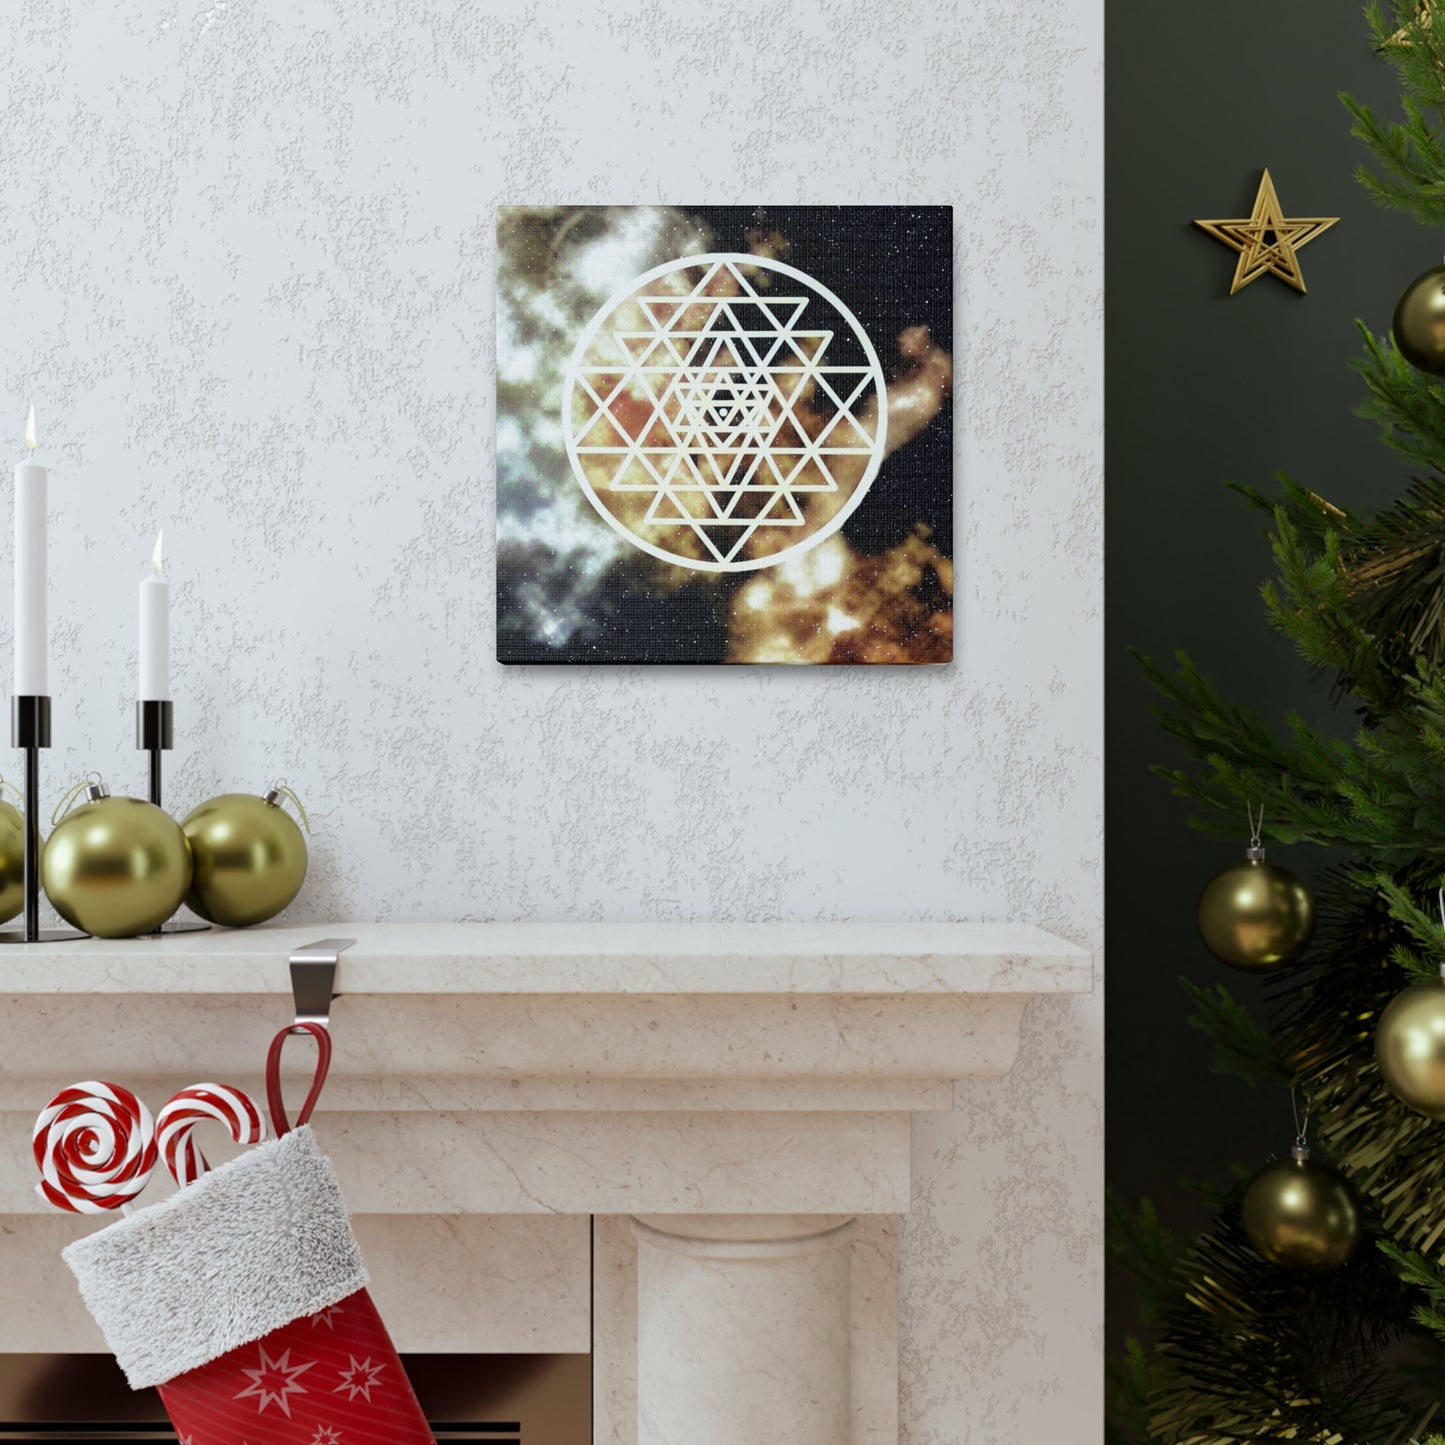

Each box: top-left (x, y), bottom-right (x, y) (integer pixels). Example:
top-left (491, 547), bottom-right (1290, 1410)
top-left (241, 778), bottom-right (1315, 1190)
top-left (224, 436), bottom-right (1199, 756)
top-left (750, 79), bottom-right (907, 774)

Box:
top-left (1241, 1147), bottom-right (1361, 1272)
top-left (1375, 976), bottom-right (1445, 1119)
top-left (1197, 844), bottom-right (1314, 973)
top-left (0, 785), bottom-right (25, 925)
top-left (181, 785), bottom-right (309, 928)
top-left (41, 780), bottom-right (193, 938)
top-left (1394, 265), bottom-right (1445, 374)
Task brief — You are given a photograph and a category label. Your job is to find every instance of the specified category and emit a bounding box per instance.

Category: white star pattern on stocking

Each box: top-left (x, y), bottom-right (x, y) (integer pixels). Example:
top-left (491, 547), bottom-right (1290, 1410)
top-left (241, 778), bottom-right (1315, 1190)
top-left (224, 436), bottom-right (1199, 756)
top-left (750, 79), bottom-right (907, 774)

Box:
top-left (310, 1426), bottom-right (345, 1444)
top-left (232, 1343), bottom-right (315, 1417)
top-left (562, 253), bottom-right (887, 573)
top-left (333, 1354), bottom-right (385, 1403)
top-left (308, 1302), bottom-right (346, 1329)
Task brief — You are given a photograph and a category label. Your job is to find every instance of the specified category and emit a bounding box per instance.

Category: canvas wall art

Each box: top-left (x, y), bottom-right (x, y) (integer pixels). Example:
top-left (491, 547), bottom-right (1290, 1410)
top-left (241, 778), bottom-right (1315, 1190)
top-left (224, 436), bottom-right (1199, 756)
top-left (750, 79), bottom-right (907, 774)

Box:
top-left (496, 205), bottom-right (953, 664)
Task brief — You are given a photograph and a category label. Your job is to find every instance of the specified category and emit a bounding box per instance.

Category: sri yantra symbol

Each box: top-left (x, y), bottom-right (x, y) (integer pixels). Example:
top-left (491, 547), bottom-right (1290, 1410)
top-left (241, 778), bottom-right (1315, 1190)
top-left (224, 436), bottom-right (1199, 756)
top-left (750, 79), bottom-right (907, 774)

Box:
top-left (562, 253), bottom-right (888, 573)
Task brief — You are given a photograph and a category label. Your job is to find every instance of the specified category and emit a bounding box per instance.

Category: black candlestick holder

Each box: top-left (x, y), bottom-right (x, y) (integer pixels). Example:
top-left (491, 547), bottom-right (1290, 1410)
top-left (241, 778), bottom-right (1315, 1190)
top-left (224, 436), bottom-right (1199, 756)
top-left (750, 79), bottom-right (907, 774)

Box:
top-left (137, 699), bottom-right (208, 935)
top-left (0, 695), bottom-right (86, 943)
top-left (136, 699), bottom-right (173, 806)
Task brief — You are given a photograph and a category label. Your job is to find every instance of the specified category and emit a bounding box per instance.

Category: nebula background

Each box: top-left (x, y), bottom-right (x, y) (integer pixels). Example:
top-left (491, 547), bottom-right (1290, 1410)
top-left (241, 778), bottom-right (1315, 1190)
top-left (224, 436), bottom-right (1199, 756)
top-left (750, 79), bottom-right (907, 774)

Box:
top-left (496, 205), bottom-right (953, 664)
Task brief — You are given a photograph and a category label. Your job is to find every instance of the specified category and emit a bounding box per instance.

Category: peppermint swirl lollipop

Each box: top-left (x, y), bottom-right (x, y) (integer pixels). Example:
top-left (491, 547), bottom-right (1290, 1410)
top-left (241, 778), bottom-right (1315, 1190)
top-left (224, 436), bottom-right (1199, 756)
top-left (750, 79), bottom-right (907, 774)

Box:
top-left (157, 1083), bottom-right (266, 1187)
top-left (33, 1081), bottom-right (158, 1214)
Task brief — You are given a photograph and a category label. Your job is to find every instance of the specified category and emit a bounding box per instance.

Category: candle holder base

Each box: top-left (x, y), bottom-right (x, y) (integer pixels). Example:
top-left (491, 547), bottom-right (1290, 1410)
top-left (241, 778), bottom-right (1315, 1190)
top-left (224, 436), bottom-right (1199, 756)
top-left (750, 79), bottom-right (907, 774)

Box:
top-left (9, 694), bottom-right (84, 944)
top-left (134, 700), bottom-right (211, 936)
top-left (136, 700), bottom-right (173, 808)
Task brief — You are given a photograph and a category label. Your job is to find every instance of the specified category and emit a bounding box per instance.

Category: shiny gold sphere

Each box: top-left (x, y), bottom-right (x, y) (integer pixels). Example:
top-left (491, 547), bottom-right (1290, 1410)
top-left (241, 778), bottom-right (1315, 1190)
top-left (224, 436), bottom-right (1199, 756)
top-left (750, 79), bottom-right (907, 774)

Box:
top-left (181, 792), bottom-right (308, 928)
top-left (0, 799), bottom-right (24, 924)
top-left (1376, 980), bottom-right (1445, 1119)
top-left (42, 796), bottom-right (193, 938)
top-left (1394, 265), bottom-right (1445, 374)
top-left (1241, 1155), bottom-right (1360, 1272)
top-left (1197, 858), bottom-right (1314, 973)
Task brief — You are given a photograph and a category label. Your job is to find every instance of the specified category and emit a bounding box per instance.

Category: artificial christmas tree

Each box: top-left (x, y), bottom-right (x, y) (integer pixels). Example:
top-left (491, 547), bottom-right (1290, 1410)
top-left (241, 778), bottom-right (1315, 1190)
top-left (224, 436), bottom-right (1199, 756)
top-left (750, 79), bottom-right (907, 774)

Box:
top-left (1112, 3), bottom-right (1445, 1440)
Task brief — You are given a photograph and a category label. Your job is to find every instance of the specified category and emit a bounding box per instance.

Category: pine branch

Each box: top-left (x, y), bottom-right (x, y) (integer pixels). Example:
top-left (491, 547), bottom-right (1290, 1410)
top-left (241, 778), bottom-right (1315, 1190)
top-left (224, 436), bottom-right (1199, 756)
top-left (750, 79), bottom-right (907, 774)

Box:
top-left (1141, 647), bottom-right (1445, 858)
top-left (1352, 323), bottom-right (1445, 475)
top-left (1336, 477), bottom-right (1445, 681)
top-left (1375, 871), bottom-right (1445, 980)
top-left (1347, 3), bottom-right (1445, 226)
top-left (1106, 1338), bottom-right (1159, 1445)
top-left (1226, 475), bottom-right (1353, 549)
top-left (1380, 1242), bottom-right (1445, 1346)
top-left (1108, 1192), bottom-right (1185, 1330)
top-left (1182, 980), bottom-right (1292, 1087)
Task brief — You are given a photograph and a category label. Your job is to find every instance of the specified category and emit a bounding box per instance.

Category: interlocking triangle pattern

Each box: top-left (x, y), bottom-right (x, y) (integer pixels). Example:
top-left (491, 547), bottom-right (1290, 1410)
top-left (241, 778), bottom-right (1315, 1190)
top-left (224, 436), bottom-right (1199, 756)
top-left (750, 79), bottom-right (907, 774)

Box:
top-left (563, 253), bottom-right (887, 572)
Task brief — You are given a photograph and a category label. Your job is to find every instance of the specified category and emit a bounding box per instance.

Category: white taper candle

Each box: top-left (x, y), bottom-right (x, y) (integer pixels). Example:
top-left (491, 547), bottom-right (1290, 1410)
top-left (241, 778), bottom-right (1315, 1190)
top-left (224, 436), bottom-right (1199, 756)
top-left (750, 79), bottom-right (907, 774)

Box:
top-left (138, 531), bottom-right (169, 701)
top-left (14, 405), bottom-right (47, 696)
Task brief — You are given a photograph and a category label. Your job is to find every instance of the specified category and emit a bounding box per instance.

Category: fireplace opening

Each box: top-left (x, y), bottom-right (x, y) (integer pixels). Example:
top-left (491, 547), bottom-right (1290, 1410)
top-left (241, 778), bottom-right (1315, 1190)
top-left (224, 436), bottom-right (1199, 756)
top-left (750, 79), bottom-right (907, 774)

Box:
top-left (0, 1352), bottom-right (590, 1442)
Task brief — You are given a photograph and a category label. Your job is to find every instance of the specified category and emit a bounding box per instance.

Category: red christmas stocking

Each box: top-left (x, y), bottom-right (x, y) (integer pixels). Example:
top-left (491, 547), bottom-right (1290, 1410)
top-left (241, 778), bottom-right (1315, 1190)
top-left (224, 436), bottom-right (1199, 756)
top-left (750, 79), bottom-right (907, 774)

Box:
top-left (61, 1025), bottom-right (435, 1445)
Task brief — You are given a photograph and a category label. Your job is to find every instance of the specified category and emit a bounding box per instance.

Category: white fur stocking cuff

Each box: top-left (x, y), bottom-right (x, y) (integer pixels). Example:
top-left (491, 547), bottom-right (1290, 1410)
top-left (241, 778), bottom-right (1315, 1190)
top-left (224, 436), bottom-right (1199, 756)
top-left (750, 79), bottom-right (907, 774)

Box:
top-left (61, 1125), bottom-right (368, 1389)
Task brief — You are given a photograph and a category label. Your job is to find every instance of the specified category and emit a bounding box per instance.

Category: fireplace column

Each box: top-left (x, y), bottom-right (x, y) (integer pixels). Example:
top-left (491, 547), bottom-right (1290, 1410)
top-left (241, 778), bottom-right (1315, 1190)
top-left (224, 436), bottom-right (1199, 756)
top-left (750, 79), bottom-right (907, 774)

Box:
top-left (632, 1214), bottom-right (855, 1445)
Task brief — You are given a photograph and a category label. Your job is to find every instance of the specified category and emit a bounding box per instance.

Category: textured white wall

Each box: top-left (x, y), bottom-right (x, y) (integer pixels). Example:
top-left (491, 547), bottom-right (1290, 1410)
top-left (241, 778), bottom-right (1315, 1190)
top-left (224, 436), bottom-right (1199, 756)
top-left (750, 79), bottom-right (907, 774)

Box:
top-left (0, 1), bottom-right (1102, 1439)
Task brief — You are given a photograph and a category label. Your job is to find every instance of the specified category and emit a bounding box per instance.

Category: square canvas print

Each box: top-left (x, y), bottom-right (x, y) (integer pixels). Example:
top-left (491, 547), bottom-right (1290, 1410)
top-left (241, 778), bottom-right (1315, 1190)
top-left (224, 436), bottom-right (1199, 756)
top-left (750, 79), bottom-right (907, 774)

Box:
top-left (496, 205), bottom-right (953, 664)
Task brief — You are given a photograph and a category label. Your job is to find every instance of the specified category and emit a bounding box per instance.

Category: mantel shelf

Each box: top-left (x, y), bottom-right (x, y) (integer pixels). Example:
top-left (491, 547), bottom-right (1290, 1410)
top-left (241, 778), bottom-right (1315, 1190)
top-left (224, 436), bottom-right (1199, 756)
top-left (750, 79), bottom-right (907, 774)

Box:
top-left (2, 917), bottom-right (1091, 1432)
top-left (0, 919), bottom-right (1091, 996)
top-left (0, 919), bottom-right (1091, 1226)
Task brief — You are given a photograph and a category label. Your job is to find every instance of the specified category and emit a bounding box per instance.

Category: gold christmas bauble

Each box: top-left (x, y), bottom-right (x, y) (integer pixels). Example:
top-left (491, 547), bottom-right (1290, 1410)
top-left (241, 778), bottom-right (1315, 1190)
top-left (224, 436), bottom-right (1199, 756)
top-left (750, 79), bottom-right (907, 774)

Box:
top-left (1241, 1151), bottom-right (1360, 1272)
top-left (1394, 265), bottom-right (1445, 374)
top-left (181, 788), bottom-right (308, 928)
top-left (42, 783), bottom-right (193, 938)
top-left (1375, 979), bottom-right (1445, 1118)
top-left (0, 796), bottom-right (23, 925)
top-left (1197, 856), bottom-right (1314, 973)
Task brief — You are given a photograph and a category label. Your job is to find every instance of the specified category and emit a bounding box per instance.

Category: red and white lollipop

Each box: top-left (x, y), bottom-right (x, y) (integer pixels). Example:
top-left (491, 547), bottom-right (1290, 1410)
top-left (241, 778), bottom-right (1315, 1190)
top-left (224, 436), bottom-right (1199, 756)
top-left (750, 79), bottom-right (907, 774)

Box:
top-left (156, 1083), bottom-right (266, 1187)
top-left (33, 1081), bottom-right (158, 1215)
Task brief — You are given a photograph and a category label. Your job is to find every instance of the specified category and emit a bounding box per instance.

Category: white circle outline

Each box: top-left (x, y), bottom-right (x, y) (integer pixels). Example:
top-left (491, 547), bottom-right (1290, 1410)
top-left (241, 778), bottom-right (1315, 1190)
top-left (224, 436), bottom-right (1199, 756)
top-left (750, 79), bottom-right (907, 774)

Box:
top-left (561, 252), bottom-right (889, 574)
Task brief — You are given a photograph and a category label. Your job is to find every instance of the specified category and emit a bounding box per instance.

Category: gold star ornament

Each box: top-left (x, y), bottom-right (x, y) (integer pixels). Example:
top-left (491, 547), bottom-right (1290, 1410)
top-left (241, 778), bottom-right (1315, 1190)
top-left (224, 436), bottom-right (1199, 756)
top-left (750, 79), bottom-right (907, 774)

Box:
top-left (1194, 169), bottom-right (1339, 296)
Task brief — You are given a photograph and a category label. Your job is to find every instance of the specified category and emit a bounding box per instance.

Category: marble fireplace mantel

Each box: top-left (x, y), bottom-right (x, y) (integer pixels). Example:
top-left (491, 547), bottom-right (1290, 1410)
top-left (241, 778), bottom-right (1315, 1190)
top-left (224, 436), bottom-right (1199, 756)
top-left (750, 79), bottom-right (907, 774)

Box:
top-left (0, 920), bottom-right (1092, 1444)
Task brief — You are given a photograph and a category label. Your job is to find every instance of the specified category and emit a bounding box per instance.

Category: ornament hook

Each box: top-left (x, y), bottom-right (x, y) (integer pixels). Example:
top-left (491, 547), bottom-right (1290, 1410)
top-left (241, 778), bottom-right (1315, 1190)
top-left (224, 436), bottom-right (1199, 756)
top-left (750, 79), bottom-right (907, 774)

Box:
top-left (1436, 888), bottom-right (1445, 982)
top-left (1290, 1088), bottom-right (1312, 1160)
top-left (266, 779), bottom-right (311, 834)
top-left (1247, 803), bottom-right (1265, 862)
top-left (51, 775), bottom-right (106, 827)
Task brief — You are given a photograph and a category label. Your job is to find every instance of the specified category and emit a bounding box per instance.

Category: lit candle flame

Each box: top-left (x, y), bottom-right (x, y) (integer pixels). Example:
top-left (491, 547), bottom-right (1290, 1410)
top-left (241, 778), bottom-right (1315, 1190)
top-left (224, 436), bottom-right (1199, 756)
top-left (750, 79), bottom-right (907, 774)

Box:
top-left (23, 405), bottom-right (35, 454)
top-left (150, 530), bottom-right (164, 574)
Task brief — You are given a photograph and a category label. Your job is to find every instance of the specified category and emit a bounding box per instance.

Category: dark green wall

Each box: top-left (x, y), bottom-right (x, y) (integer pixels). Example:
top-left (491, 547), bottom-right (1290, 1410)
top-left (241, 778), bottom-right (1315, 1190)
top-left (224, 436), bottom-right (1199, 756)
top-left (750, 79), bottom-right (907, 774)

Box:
top-left (1106, 1), bottom-right (1428, 1358)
